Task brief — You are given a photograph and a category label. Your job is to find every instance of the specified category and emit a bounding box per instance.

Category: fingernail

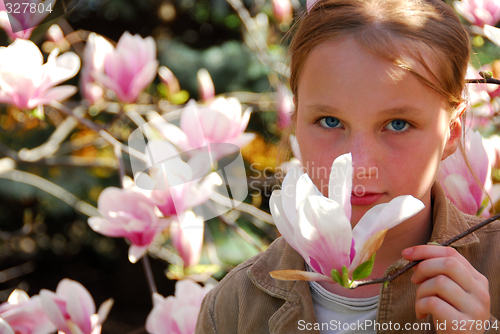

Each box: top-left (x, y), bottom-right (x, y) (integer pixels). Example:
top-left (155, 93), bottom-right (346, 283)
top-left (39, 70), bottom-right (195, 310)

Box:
top-left (402, 248), bottom-right (413, 256)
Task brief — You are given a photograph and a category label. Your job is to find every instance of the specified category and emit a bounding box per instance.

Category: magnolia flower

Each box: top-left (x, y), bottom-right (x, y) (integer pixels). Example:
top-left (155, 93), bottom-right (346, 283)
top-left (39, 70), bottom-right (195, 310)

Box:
top-left (464, 65), bottom-right (495, 129)
top-left (94, 31), bottom-right (159, 103)
top-left (438, 129), bottom-right (491, 217)
top-left (133, 140), bottom-right (218, 218)
top-left (0, 39), bottom-right (80, 110)
top-left (158, 66), bottom-right (180, 95)
top-left (453, 0), bottom-right (500, 27)
top-left (170, 210), bottom-right (204, 268)
top-left (270, 153), bottom-right (424, 286)
top-left (484, 134), bottom-right (500, 169)
top-left (80, 33), bottom-right (113, 105)
top-left (0, 289), bottom-right (56, 334)
top-left (156, 98), bottom-right (255, 160)
top-left (88, 186), bottom-right (170, 263)
top-left (276, 84), bottom-right (293, 130)
top-left (145, 280), bottom-right (213, 334)
top-left (273, 0), bottom-right (293, 24)
top-left (0, 0), bottom-right (55, 40)
top-left (196, 68), bottom-right (214, 102)
top-left (40, 279), bottom-right (113, 334)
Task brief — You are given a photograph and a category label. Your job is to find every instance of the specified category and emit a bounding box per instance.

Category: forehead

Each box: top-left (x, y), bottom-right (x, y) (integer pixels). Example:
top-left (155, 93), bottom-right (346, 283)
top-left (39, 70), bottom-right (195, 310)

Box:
top-left (296, 38), bottom-right (446, 116)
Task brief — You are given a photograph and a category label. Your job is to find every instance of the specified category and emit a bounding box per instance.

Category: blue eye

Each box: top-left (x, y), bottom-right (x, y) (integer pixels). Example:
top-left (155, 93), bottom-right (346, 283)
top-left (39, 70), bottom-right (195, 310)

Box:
top-left (386, 120), bottom-right (409, 132)
top-left (319, 117), bottom-right (342, 128)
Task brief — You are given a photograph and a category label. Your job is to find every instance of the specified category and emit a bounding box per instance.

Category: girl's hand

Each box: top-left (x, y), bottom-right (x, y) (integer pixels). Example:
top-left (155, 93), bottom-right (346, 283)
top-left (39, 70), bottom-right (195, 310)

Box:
top-left (402, 245), bottom-right (490, 333)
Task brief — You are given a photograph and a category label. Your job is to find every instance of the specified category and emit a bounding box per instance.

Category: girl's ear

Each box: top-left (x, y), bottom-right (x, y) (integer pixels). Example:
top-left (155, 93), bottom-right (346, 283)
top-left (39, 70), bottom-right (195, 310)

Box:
top-left (442, 112), bottom-right (463, 161)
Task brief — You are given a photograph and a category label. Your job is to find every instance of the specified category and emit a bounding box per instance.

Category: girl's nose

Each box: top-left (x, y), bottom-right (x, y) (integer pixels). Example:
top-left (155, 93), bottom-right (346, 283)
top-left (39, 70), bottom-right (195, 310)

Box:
top-left (348, 134), bottom-right (379, 180)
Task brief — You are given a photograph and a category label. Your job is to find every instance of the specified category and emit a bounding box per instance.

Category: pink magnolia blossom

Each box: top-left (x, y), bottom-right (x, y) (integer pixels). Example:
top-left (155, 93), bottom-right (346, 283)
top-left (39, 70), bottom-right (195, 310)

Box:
top-left (94, 31), bottom-right (159, 103)
top-left (484, 134), bottom-right (500, 169)
top-left (156, 98), bottom-right (255, 160)
top-left (464, 65), bottom-right (495, 130)
top-left (276, 84), bottom-right (293, 130)
top-left (170, 210), bottom-right (204, 268)
top-left (39, 279), bottom-right (113, 334)
top-left (453, 0), bottom-right (500, 27)
top-left (80, 33), bottom-right (113, 105)
top-left (133, 140), bottom-right (218, 218)
top-left (0, 289), bottom-right (56, 334)
top-left (306, 0), bottom-right (318, 12)
top-left (270, 153), bottom-right (424, 284)
top-left (438, 129), bottom-right (492, 217)
top-left (0, 39), bottom-right (80, 110)
top-left (158, 66), bottom-right (180, 95)
top-left (88, 186), bottom-right (170, 263)
top-left (145, 280), bottom-right (213, 334)
top-left (0, 0), bottom-right (55, 40)
top-left (273, 0), bottom-right (293, 24)
top-left (196, 68), bottom-right (214, 102)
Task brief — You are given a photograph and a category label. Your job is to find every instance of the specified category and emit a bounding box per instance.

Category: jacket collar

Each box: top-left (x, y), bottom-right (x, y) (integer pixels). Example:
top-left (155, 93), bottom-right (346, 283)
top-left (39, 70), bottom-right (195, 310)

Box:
top-left (429, 181), bottom-right (480, 247)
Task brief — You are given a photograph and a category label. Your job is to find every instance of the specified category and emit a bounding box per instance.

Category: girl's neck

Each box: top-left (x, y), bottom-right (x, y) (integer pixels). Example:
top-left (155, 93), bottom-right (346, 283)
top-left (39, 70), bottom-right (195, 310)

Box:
top-left (316, 200), bottom-right (433, 298)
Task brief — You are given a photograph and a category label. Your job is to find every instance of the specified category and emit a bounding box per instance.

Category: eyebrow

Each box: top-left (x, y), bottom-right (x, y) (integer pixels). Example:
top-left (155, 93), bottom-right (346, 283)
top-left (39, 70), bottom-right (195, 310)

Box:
top-left (304, 104), bottom-right (426, 119)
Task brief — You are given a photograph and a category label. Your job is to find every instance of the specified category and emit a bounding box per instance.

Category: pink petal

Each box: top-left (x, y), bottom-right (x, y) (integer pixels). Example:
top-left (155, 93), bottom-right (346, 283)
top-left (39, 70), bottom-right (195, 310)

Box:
top-left (128, 244), bottom-right (148, 263)
top-left (128, 60), bottom-right (159, 103)
top-left (0, 319), bottom-right (14, 334)
top-left (28, 85), bottom-right (77, 108)
top-left (64, 281), bottom-right (95, 334)
top-left (351, 195), bottom-right (424, 269)
top-left (181, 101), bottom-right (207, 149)
top-left (328, 153), bottom-right (353, 220)
top-left (39, 290), bottom-right (71, 334)
top-left (296, 196), bottom-right (352, 275)
top-left (442, 174), bottom-right (479, 215)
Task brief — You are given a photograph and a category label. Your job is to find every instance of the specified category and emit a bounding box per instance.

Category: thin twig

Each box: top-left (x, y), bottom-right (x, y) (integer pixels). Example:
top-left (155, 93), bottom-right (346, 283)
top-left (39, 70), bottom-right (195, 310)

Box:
top-left (0, 170), bottom-right (99, 217)
top-left (142, 255), bottom-right (158, 303)
top-left (49, 102), bottom-right (148, 162)
top-left (466, 78), bottom-right (500, 85)
top-left (203, 201), bottom-right (264, 252)
top-left (351, 212), bottom-right (500, 289)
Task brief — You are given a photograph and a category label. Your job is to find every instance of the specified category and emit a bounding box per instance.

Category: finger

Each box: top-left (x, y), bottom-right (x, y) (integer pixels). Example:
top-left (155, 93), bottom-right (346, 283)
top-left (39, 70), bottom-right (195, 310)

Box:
top-left (415, 295), bottom-right (462, 321)
top-left (415, 275), bottom-right (470, 315)
top-left (403, 245), bottom-right (482, 280)
top-left (411, 257), bottom-right (476, 292)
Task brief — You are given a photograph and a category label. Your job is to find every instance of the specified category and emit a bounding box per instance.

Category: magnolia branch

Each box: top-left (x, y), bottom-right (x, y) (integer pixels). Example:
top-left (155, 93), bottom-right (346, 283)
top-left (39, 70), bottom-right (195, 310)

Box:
top-left (350, 211), bottom-right (500, 289)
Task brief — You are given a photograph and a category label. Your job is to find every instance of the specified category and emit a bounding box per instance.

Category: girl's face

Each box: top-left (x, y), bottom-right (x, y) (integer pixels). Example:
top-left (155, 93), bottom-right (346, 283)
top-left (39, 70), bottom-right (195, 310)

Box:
top-left (295, 38), bottom-right (460, 226)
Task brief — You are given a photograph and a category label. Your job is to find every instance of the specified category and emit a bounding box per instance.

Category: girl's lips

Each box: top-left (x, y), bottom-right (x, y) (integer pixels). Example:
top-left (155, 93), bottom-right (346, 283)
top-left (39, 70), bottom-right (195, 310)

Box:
top-left (350, 192), bottom-right (384, 206)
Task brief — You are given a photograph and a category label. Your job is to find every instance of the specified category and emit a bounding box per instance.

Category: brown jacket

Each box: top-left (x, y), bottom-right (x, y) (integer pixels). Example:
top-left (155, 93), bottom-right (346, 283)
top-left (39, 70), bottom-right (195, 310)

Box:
top-left (195, 183), bottom-right (500, 333)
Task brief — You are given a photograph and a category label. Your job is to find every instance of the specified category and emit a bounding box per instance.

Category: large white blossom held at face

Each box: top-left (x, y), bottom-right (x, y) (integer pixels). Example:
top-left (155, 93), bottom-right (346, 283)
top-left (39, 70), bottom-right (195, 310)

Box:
top-left (0, 39), bottom-right (80, 110)
top-left (270, 153), bottom-right (424, 284)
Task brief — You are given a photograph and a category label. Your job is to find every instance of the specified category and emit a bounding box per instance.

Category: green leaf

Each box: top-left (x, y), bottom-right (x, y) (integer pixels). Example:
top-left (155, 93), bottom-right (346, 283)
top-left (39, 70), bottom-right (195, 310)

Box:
top-left (331, 268), bottom-right (343, 286)
top-left (352, 253), bottom-right (376, 281)
top-left (476, 196), bottom-right (490, 216)
top-left (342, 265), bottom-right (349, 287)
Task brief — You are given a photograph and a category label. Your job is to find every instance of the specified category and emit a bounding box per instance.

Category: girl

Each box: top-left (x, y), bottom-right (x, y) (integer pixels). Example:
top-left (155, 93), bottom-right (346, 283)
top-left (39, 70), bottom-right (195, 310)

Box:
top-left (195, 0), bottom-right (500, 333)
